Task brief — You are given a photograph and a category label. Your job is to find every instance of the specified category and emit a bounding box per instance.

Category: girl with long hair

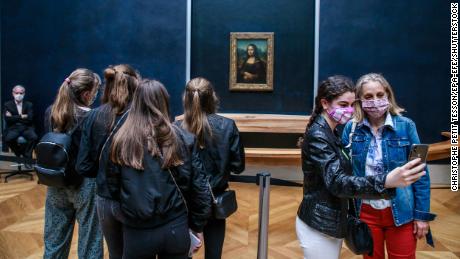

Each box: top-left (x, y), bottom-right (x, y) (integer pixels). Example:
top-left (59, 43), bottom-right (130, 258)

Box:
top-left (76, 64), bottom-right (140, 258)
top-left (43, 68), bottom-right (102, 258)
top-left (108, 79), bottom-right (211, 258)
top-left (176, 77), bottom-right (245, 259)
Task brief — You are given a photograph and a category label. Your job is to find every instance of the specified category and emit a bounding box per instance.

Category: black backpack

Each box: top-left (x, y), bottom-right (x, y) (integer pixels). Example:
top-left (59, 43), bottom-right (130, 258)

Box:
top-left (34, 123), bottom-right (82, 187)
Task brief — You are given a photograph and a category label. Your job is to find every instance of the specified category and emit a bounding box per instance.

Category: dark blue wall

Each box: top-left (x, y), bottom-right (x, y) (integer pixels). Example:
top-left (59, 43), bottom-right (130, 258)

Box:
top-left (191, 0), bottom-right (316, 114)
top-left (1, 0), bottom-right (187, 135)
top-left (319, 0), bottom-right (450, 143)
top-left (2, 0), bottom-right (451, 146)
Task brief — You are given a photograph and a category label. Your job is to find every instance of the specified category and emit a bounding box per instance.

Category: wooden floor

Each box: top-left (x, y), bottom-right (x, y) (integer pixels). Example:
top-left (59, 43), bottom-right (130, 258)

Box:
top-left (0, 174), bottom-right (459, 258)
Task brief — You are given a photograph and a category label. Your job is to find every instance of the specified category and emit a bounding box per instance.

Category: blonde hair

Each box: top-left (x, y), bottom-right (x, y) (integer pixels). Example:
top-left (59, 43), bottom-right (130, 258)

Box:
top-left (354, 73), bottom-right (405, 122)
top-left (51, 68), bottom-right (100, 132)
top-left (101, 64), bottom-right (140, 128)
top-left (182, 77), bottom-right (219, 148)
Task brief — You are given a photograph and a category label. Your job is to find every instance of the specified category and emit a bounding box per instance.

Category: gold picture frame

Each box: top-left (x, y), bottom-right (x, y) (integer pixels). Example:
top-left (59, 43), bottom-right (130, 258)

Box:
top-left (229, 32), bottom-right (274, 91)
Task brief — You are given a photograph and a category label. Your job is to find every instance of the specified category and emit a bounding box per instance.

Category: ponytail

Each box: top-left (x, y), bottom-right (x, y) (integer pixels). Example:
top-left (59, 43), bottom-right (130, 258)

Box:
top-left (298, 99), bottom-right (323, 147)
top-left (51, 68), bottom-right (99, 132)
top-left (101, 64), bottom-right (139, 129)
top-left (51, 81), bottom-right (77, 132)
top-left (306, 102), bottom-right (323, 129)
top-left (183, 77), bottom-right (217, 148)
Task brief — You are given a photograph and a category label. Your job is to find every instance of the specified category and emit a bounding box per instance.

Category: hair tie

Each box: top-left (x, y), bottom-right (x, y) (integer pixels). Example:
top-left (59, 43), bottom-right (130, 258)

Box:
top-left (65, 78), bottom-right (71, 84)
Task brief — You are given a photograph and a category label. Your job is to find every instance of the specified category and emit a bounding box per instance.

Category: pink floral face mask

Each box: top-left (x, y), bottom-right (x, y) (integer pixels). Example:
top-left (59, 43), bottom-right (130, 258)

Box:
top-left (327, 106), bottom-right (354, 124)
top-left (361, 97), bottom-right (389, 119)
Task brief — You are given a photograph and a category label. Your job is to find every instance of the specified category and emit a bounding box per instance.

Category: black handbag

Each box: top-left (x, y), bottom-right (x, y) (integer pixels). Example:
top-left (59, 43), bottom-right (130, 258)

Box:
top-left (199, 146), bottom-right (238, 219)
top-left (345, 199), bottom-right (373, 256)
top-left (209, 186), bottom-right (238, 219)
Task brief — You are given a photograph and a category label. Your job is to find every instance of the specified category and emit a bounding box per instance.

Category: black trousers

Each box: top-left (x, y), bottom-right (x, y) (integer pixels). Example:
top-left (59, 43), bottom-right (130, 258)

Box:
top-left (5, 125), bottom-right (37, 158)
top-left (203, 217), bottom-right (226, 259)
top-left (123, 215), bottom-right (190, 259)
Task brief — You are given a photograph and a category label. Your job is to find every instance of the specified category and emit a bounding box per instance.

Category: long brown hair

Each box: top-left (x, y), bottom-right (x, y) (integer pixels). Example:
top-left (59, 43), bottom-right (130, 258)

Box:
top-left (182, 77), bottom-right (219, 147)
top-left (51, 68), bottom-right (100, 132)
top-left (101, 64), bottom-right (140, 128)
top-left (354, 73), bottom-right (405, 122)
top-left (110, 79), bottom-right (182, 170)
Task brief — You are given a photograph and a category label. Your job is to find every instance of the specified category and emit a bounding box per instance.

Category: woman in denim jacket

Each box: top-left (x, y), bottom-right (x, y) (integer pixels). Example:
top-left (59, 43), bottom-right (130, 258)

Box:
top-left (342, 73), bottom-right (436, 259)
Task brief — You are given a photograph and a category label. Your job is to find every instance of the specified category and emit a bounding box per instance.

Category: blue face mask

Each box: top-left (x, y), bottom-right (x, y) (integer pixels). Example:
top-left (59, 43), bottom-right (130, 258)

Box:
top-left (14, 93), bottom-right (24, 102)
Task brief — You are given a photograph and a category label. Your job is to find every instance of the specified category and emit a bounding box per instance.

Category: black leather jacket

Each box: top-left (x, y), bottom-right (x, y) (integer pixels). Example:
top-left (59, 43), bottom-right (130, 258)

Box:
top-left (297, 115), bottom-right (395, 238)
top-left (175, 114), bottom-right (245, 195)
top-left (115, 125), bottom-right (212, 232)
top-left (76, 104), bottom-right (127, 200)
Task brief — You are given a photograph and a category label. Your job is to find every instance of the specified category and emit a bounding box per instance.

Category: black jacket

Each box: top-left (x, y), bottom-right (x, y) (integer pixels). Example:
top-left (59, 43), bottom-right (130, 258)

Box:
top-left (175, 114), bottom-right (245, 194)
top-left (44, 106), bottom-right (89, 186)
top-left (4, 100), bottom-right (34, 129)
top-left (297, 115), bottom-right (395, 238)
top-left (112, 125), bottom-right (212, 232)
top-left (75, 104), bottom-right (126, 200)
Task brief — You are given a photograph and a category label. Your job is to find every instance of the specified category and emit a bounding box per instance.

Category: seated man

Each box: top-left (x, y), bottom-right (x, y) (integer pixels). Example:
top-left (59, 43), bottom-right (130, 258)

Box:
top-left (3, 85), bottom-right (37, 159)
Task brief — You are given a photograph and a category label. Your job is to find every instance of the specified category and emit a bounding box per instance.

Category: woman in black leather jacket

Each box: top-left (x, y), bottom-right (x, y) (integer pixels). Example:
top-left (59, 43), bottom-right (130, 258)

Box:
top-left (296, 75), bottom-right (426, 259)
top-left (108, 79), bottom-right (211, 259)
top-left (176, 77), bottom-right (245, 259)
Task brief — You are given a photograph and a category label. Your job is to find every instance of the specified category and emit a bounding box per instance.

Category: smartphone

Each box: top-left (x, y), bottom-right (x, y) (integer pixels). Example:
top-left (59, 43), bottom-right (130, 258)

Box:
top-left (189, 230), bottom-right (202, 257)
top-left (408, 144), bottom-right (429, 163)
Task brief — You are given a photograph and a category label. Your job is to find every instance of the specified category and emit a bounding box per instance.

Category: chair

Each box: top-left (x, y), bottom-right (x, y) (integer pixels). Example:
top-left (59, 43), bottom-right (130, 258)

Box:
top-left (1, 120), bottom-right (34, 183)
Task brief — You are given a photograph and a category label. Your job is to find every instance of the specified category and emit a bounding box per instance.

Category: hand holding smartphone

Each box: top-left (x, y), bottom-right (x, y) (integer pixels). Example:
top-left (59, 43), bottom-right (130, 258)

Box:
top-left (408, 144), bottom-right (429, 163)
top-left (189, 230), bottom-right (202, 257)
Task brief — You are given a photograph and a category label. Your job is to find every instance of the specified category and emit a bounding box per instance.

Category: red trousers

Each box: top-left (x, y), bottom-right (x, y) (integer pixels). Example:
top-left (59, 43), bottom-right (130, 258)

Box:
top-left (360, 204), bottom-right (416, 259)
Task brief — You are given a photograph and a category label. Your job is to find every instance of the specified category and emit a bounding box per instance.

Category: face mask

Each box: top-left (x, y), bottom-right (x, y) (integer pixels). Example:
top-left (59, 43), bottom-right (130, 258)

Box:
top-left (327, 106), bottom-right (354, 124)
top-left (14, 94), bottom-right (24, 102)
top-left (361, 97), bottom-right (389, 119)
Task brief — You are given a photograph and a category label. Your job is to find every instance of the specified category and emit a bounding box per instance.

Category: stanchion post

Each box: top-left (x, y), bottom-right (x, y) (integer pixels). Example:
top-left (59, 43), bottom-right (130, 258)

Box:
top-left (257, 172), bottom-right (271, 259)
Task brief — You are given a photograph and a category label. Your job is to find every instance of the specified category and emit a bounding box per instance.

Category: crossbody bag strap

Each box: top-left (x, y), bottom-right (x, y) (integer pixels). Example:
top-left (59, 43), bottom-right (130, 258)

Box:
top-left (67, 115), bottom-right (87, 135)
top-left (98, 110), bottom-right (130, 162)
top-left (49, 116), bottom-right (84, 135)
top-left (167, 167), bottom-right (189, 214)
top-left (207, 180), bottom-right (217, 204)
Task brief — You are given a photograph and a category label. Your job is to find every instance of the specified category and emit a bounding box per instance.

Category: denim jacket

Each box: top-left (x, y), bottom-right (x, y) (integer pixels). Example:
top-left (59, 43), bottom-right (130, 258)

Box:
top-left (342, 115), bottom-right (436, 245)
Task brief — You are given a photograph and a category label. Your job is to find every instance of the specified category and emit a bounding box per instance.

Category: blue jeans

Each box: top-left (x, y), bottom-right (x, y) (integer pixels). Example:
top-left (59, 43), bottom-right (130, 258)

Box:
top-left (44, 178), bottom-right (103, 259)
top-left (96, 195), bottom-right (126, 259)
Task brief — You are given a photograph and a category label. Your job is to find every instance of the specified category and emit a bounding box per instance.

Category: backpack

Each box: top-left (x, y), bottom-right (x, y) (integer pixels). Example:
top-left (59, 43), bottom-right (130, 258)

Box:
top-left (34, 122), bottom-right (82, 187)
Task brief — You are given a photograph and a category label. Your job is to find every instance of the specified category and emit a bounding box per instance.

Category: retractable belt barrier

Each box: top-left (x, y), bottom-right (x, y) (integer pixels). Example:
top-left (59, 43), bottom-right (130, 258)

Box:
top-left (229, 174), bottom-right (303, 187)
top-left (227, 173), bottom-right (302, 259)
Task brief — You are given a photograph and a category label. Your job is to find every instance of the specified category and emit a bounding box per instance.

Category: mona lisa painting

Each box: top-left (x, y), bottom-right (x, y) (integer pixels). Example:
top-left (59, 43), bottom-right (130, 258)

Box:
top-left (230, 32), bottom-right (274, 91)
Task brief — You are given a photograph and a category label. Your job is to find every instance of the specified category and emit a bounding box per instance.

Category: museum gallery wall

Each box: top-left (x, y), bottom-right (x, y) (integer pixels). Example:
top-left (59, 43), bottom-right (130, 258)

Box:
top-left (1, 0), bottom-right (450, 145)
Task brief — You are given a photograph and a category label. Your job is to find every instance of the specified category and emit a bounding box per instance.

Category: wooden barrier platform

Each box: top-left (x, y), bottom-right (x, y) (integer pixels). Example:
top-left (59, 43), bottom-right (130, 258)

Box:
top-left (176, 113), bottom-right (453, 163)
